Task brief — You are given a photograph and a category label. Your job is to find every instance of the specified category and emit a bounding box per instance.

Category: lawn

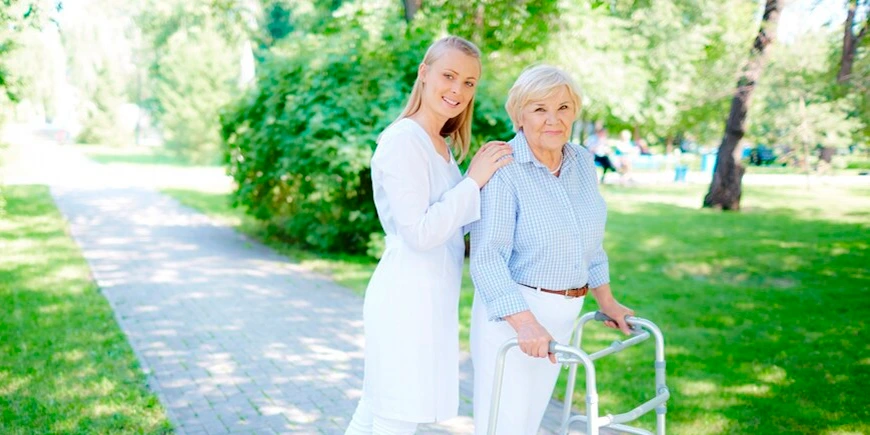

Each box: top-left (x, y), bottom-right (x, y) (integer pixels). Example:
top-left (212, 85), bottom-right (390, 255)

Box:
top-left (0, 184), bottom-right (173, 434)
top-left (0, 144), bottom-right (172, 434)
top-left (85, 145), bottom-right (870, 434)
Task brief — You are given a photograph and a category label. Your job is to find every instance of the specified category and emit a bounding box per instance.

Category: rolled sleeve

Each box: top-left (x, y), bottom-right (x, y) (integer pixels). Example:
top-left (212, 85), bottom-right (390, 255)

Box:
top-left (587, 243), bottom-right (610, 288)
top-left (470, 173), bottom-right (528, 321)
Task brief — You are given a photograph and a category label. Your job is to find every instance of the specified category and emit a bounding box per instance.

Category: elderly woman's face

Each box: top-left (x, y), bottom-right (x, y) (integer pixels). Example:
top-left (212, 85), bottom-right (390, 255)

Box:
top-left (519, 86), bottom-right (576, 152)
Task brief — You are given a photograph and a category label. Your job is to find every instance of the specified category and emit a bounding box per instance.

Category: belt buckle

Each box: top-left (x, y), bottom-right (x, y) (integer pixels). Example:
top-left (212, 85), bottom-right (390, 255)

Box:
top-left (564, 290), bottom-right (574, 300)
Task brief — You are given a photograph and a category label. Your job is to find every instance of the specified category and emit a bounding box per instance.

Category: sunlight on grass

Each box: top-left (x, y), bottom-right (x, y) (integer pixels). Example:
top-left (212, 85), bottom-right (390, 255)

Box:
top-left (0, 185), bottom-right (172, 434)
top-left (671, 417), bottom-right (729, 435)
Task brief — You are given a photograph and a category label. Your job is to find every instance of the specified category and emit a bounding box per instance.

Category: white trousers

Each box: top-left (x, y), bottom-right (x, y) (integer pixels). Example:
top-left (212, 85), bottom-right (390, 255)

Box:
top-left (470, 285), bottom-right (585, 435)
top-left (346, 397), bottom-right (419, 435)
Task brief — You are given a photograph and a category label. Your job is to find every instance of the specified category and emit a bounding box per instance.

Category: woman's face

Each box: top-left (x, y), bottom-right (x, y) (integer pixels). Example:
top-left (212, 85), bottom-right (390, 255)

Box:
top-left (419, 48), bottom-right (480, 121)
top-left (518, 86), bottom-right (576, 152)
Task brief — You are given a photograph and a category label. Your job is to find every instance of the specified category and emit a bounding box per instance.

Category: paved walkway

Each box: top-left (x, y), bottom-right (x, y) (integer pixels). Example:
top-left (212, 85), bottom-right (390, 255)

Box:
top-left (8, 137), bottom-right (590, 434)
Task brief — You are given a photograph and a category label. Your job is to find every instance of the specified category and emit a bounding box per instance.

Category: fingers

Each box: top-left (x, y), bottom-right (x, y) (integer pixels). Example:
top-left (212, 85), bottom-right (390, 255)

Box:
top-left (617, 317), bottom-right (633, 335)
top-left (518, 338), bottom-right (550, 358)
top-left (485, 144), bottom-right (512, 159)
top-left (488, 148), bottom-right (514, 162)
top-left (474, 140), bottom-right (505, 157)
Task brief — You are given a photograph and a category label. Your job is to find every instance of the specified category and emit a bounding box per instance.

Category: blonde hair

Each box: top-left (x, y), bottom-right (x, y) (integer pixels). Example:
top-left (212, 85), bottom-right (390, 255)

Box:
top-left (505, 65), bottom-right (582, 132)
top-left (393, 35), bottom-right (481, 162)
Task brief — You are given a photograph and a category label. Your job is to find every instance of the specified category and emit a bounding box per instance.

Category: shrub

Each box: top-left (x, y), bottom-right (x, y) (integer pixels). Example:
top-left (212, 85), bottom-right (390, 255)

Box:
top-left (221, 23), bottom-right (433, 253)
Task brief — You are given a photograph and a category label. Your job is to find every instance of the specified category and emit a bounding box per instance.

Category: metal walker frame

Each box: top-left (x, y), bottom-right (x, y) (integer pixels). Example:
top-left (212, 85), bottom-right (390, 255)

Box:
top-left (488, 312), bottom-right (670, 435)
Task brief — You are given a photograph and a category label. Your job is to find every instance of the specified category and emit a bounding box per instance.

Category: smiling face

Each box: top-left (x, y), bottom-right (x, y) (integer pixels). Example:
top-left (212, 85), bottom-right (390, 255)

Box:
top-left (418, 48), bottom-right (480, 122)
top-left (518, 86), bottom-right (577, 152)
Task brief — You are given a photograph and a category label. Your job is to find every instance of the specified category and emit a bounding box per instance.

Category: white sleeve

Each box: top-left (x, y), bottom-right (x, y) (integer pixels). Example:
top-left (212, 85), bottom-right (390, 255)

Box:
top-left (373, 132), bottom-right (481, 251)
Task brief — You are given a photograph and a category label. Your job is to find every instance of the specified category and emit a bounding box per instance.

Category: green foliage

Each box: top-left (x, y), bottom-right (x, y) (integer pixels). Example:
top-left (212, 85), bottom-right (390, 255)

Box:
top-left (76, 66), bottom-right (132, 145)
top-left (847, 27), bottom-right (870, 139)
top-left (151, 25), bottom-right (239, 163)
top-left (136, 0), bottom-right (243, 162)
top-left (552, 0), bottom-right (758, 145)
top-left (220, 17), bottom-right (433, 253)
top-left (750, 31), bottom-right (864, 154)
top-left (425, 0), bottom-right (561, 53)
top-left (61, 0), bottom-right (136, 145)
top-left (0, 0), bottom-right (58, 125)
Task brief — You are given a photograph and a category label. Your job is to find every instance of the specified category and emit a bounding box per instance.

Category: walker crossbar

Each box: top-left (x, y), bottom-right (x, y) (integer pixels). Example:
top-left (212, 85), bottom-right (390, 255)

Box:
top-left (554, 312), bottom-right (669, 435)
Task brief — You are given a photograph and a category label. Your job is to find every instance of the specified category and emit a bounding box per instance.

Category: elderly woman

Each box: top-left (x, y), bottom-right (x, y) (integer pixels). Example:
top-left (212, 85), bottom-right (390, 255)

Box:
top-left (469, 65), bottom-right (635, 435)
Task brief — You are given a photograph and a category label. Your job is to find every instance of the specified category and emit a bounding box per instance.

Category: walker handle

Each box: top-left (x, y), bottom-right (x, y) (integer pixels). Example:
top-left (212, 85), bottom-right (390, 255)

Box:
top-left (594, 311), bottom-right (640, 331)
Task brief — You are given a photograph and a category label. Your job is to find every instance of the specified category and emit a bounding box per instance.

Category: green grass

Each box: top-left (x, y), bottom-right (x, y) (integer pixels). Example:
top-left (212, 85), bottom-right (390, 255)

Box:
top-left (161, 181), bottom-right (870, 435)
top-left (74, 144), bottom-right (219, 168)
top-left (0, 184), bottom-right (172, 434)
top-left (563, 184), bottom-right (869, 434)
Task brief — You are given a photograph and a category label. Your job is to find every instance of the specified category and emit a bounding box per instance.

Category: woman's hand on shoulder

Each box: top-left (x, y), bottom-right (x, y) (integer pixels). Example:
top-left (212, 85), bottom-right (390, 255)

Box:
top-left (467, 141), bottom-right (513, 188)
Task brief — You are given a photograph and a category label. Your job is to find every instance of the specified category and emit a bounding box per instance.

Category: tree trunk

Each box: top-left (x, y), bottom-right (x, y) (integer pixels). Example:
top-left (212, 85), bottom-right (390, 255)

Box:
top-left (703, 0), bottom-right (781, 210)
top-left (837, 0), bottom-right (868, 84)
top-left (403, 0), bottom-right (422, 23)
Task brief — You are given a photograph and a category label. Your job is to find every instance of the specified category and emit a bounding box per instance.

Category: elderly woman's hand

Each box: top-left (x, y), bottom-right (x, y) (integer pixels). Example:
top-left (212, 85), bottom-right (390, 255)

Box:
top-left (598, 300), bottom-right (635, 335)
top-left (467, 141), bottom-right (513, 188)
top-left (505, 311), bottom-right (557, 364)
top-left (590, 284), bottom-right (635, 335)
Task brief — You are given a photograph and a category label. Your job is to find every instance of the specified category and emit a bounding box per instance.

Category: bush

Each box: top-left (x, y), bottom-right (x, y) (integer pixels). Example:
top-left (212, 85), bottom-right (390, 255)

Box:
top-left (152, 26), bottom-right (239, 164)
top-left (221, 22), bottom-right (434, 253)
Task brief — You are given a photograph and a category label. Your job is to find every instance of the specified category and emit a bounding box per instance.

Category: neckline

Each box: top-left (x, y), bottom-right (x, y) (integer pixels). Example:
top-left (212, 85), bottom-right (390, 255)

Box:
top-left (404, 118), bottom-right (454, 165)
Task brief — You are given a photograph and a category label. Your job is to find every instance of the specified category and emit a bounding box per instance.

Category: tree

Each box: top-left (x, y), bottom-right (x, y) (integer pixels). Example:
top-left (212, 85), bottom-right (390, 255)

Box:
top-left (703, 0), bottom-right (781, 210)
top-left (838, 0), bottom-right (869, 84)
top-left (403, 0), bottom-right (421, 22)
top-left (0, 0), bottom-right (57, 121)
top-left (135, 0), bottom-right (245, 161)
top-left (59, 0), bottom-right (137, 144)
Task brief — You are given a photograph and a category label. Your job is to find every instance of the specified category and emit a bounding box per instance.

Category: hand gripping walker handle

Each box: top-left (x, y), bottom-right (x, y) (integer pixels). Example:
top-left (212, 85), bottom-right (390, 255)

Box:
top-left (594, 311), bottom-right (640, 332)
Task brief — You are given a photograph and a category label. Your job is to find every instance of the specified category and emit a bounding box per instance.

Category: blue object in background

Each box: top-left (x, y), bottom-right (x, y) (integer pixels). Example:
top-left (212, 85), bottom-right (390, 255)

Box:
top-left (674, 165), bottom-right (688, 182)
top-left (701, 153), bottom-right (717, 174)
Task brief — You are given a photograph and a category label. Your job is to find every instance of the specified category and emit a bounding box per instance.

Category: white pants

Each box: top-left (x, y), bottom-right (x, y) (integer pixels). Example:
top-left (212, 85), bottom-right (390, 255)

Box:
top-left (470, 285), bottom-right (585, 435)
top-left (346, 397), bottom-right (419, 435)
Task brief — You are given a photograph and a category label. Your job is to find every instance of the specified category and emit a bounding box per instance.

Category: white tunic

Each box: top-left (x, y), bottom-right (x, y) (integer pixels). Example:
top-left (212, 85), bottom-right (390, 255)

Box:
top-left (363, 118), bottom-right (481, 422)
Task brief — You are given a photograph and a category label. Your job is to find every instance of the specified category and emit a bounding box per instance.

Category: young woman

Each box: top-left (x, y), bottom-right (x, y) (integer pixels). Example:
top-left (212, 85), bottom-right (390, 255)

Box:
top-left (344, 36), bottom-right (512, 435)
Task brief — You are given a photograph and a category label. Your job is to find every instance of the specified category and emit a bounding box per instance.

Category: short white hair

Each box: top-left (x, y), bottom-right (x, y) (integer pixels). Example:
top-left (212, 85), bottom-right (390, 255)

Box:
top-left (505, 65), bottom-right (582, 132)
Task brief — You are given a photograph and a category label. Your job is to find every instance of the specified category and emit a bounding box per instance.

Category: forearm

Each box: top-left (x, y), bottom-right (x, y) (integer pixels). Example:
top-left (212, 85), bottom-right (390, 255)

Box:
top-left (590, 282), bottom-right (616, 307)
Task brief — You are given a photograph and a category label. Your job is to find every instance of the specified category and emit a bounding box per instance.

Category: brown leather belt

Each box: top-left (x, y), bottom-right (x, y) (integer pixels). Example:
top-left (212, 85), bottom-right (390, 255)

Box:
top-left (520, 283), bottom-right (589, 298)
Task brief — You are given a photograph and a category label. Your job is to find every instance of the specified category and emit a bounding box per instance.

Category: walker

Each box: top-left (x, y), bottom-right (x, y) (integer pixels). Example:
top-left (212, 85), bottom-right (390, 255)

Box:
top-left (487, 312), bottom-right (670, 435)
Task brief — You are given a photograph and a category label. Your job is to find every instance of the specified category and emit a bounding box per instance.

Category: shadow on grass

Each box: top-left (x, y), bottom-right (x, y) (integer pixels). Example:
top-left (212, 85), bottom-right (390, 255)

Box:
top-left (559, 202), bottom-right (869, 434)
top-left (0, 185), bottom-right (172, 434)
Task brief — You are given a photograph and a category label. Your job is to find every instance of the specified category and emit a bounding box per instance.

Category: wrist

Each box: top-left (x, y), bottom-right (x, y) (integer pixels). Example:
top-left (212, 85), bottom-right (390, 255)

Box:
top-left (505, 310), bottom-right (536, 331)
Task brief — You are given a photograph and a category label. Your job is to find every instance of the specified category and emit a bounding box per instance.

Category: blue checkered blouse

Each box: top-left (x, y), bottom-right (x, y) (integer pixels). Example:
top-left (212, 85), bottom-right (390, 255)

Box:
top-left (469, 131), bottom-right (610, 321)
